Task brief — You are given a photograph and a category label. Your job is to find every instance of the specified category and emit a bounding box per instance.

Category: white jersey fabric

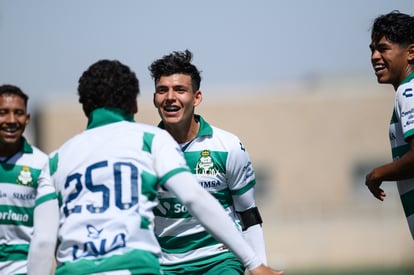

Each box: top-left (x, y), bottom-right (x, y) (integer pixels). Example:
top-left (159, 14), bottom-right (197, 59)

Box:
top-left (389, 72), bottom-right (414, 239)
top-left (50, 108), bottom-right (191, 275)
top-left (0, 138), bottom-right (57, 274)
top-left (154, 115), bottom-right (259, 267)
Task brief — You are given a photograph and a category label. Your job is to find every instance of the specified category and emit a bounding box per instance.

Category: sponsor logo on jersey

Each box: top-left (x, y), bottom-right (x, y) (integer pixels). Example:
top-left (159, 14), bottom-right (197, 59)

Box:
top-left (199, 180), bottom-right (221, 188)
top-left (13, 192), bottom-right (35, 201)
top-left (72, 224), bottom-right (126, 260)
top-left (16, 166), bottom-right (33, 186)
top-left (195, 150), bottom-right (219, 176)
top-left (243, 161), bottom-right (254, 180)
top-left (0, 209), bottom-right (29, 223)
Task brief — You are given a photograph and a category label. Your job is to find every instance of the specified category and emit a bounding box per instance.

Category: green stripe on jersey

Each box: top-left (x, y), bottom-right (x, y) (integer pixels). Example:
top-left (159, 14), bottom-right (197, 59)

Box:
top-left (49, 152), bottom-right (58, 176)
top-left (0, 244), bottom-right (29, 262)
top-left (230, 179), bottom-right (256, 196)
top-left (390, 109), bottom-right (399, 123)
top-left (161, 251), bottom-right (242, 274)
top-left (158, 231), bottom-right (219, 253)
top-left (213, 189), bottom-right (233, 208)
top-left (35, 192), bottom-right (57, 207)
top-left (55, 249), bottom-right (161, 275)
top-left (142, 132), bottom-right (154, 153)
top-left (0, 205), bottom-right (33, 226)
top-left (401, 189), bottom-right (414, 218)
top-left (392, 144), bottom-right (410, 159)
top-left (158, 167), bottom-right (190, 186)
top-left (0, 164), bottom-right (41, 188)
top-left (141, 170), bottom-right (158, 201)
top-left (405, 128), bottom-right (414, 140)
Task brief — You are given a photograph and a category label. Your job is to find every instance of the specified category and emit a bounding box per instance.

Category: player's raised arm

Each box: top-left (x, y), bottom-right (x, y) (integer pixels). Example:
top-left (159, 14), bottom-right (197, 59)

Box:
top-left (164, 172), bottom-right (284, 275)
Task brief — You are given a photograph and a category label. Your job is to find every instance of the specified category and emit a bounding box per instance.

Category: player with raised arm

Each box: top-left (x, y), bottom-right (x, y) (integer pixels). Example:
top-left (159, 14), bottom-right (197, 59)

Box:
top-left (149, 50), bottom-right (277, 274)
top-left (50, 59), bottom-right (283, 275)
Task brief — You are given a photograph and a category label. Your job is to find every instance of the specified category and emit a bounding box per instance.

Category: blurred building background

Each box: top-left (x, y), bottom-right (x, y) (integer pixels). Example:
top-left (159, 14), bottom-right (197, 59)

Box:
top-left (31, 76), bottom-right (414, 273)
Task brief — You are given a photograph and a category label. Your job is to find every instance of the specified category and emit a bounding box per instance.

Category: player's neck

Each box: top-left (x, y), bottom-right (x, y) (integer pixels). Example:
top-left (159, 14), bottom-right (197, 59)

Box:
top-left (167, 119), bottom-right (199, 144)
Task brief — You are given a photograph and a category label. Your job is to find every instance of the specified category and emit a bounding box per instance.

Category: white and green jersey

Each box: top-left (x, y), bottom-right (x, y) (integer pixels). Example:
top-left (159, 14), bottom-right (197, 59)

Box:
top-left (154, 115), bottom-right (256, 267)
top-left (390, 72), bottom-right (414, 239)
top-left (50, 108), bottom-right (190, 275)
top-left (0, 138), bottom-right (56, 275)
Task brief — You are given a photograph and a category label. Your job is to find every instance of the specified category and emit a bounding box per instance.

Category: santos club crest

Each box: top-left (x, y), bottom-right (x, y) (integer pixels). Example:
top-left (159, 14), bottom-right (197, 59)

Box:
top-left (16, 166), bottom-right (33, 186)
top-left (195, 150), bottom-right (219, 176)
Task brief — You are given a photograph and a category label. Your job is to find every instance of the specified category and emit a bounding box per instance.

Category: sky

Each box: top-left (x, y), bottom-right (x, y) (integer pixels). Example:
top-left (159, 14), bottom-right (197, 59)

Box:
top-left (1, 1), bottom-right (413, 106)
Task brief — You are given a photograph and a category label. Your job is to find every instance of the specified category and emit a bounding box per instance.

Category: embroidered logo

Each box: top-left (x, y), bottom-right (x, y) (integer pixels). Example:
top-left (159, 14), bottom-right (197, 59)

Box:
top-left (196, 150), bottom-right (219, 176)
top-left (16, 166), bottom-right (33, 186)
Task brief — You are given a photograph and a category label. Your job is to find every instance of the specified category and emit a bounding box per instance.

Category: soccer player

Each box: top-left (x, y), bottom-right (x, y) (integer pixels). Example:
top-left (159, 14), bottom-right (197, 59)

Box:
top-left (149, 50), bottom-right (274, 274)
top-left (50, 59), bottom-right (283, 275)
top-left (0, 84), bottom-right (58, 275)
top-left (366, 10), bottom-right (414, 239)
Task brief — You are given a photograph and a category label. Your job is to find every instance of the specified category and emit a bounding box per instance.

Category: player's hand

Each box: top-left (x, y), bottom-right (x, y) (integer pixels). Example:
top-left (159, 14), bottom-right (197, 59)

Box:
top-left (365, 172), bottom-right (386, 201)
top-left (248, 264), bottom-right (284, 275)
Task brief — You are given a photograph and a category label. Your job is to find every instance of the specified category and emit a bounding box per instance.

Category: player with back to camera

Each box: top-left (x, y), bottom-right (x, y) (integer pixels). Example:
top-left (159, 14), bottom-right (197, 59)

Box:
top-left (49, 59), bottom-right (283, 275)
top-left (366, 10), bottom-right (414, 239)
top-left (149, 49), bottom-right (279, 275)
top-left (0, 84), bottom-right (59, 275)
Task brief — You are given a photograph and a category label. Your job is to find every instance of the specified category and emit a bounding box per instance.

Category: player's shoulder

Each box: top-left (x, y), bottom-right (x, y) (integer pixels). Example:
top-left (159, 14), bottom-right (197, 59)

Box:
top-left (135, 122), bottom-right (166, 134)
top-left (398, 75), bottom-right (414, 92)
top-left (28, 144), bottom-right (49, 161)
top-left (210, 124), bottom-right (242, 144)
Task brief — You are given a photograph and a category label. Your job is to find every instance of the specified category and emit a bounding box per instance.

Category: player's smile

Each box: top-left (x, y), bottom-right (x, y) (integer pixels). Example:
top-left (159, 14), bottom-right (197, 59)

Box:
top-left (1, 124), bottom-right (20, 138)
top-left (0, 95), bottom-right (29, 147)
top-left (370, 36), bottom-right (411, 89)
top-left (163, 105), bottom-right (181, 114)
top-left (373, 64), bottom-right (386, 74)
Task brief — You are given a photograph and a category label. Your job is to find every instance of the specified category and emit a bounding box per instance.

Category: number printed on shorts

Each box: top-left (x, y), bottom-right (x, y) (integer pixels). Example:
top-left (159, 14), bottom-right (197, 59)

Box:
top-left (63, 161), bottom-right (139, 217)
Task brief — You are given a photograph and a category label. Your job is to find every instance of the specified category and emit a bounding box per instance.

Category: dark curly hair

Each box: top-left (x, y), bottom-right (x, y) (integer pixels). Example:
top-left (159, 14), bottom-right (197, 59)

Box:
top-left (78, 60), bottom-right (140, 116)
top-left (0, 84), bottom-right (28, 107)
top-left (148, 49), bottom-right (202, 92)
top-left (371, 10), bottom-right (414, 47)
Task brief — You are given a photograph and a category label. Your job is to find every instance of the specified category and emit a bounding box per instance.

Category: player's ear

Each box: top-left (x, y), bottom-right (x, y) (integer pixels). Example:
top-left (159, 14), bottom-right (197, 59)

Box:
top-left (408, 44), bottom-right (414, 62)
top-left (194, 90), bottom-right (202, 107)
top-left (25, 113), bottom-right (30, 126)
top-left (153, 93), bottom-right (158, 108)
top-left (132, 99), bottom-right (138, 114)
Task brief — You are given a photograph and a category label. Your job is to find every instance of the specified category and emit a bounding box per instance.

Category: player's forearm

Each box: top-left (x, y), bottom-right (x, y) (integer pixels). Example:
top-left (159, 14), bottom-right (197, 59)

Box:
top-left (370, 152), bottom-right (414, 182)
top-left (242, 224), bottom-right (268, 265)
top-left (27, 199), bottom-right (59, 275)
top-left (165, 173), bottom-right (262, 270)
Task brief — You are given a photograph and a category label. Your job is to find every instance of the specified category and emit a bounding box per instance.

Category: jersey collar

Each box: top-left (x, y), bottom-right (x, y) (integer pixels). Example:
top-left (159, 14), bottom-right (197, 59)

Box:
top-left (87, 107), bottom-right (135, 130)
top-left (21, 137), bottom-right (33, 154)
top-left (400, 72), bottom-right (414, 86)
top-left (0, 137), bottom-right (33, 163)
top-left (157, 114), bottom-right (213, 138)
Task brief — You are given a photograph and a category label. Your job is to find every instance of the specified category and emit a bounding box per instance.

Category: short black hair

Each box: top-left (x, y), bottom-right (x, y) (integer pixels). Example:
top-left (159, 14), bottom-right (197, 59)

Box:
top-left (78, 60), bottom-right (139, 116)
top-left (371, 10), bottom-right (414, 47)
top-left (0, 84), bottom-right (29, 108)
top-left (148, 49), bottom-right (202, 92)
